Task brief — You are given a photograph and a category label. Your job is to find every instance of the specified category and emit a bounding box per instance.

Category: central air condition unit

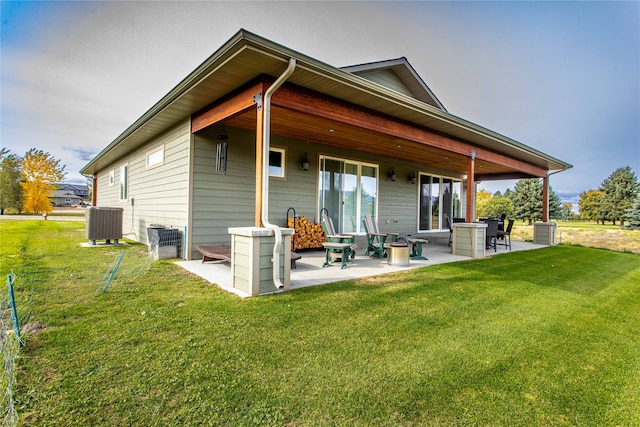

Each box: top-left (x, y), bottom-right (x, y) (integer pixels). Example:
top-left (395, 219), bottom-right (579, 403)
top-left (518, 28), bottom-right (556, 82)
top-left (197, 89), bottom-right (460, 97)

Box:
top-left (85, 207), bottom-right (123, 245)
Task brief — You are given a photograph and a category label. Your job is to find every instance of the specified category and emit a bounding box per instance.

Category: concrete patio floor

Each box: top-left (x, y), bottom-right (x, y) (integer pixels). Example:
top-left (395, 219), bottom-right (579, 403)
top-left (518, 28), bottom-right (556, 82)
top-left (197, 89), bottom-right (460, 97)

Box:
top-left (176, 239), bottom-right (546, 298)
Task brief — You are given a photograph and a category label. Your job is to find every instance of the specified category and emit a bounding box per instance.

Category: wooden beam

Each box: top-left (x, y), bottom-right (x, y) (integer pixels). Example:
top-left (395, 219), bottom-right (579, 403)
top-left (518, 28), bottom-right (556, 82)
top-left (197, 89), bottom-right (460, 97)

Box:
top-left (272, 86), bottom-right (547, 178)
top-left (476, 172), bottom-right (537, 181)
top-left (255, 95), bottom-right (264, 227)
top-left (191, 82), bottom-right (265, 133)
top-left (466, 153), bottom-right (475, 222)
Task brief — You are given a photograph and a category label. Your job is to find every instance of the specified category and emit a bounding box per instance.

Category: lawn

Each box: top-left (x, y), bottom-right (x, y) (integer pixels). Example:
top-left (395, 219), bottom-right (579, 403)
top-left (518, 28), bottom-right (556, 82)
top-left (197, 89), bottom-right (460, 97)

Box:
top-left (510, 221), bottom-right (640, 254)
top-left (2, 220), bottom-right (640, 426)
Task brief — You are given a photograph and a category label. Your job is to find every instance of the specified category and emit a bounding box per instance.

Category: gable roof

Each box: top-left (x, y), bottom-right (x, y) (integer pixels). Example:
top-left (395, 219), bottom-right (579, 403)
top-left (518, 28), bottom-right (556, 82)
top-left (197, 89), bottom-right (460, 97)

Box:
top-left (340, 58), bottom-right (447, 111)
top-left (81, 29), bottom-right (571, 178)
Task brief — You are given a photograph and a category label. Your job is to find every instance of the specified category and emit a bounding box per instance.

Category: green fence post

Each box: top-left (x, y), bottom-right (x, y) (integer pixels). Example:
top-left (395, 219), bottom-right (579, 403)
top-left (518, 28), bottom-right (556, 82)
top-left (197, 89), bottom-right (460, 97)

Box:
top-left (7, 273), bottom-right (20, 339)
top-left (103, 251), bottom-right (125, 293)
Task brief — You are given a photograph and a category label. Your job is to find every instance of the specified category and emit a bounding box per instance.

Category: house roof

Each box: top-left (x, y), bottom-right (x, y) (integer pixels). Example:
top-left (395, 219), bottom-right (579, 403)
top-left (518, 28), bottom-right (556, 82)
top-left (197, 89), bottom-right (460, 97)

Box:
top-left (52, 190), bottom-right (81, 199)
top-left (340, 57), bottom-right (447, 112)
top-left (81, 29), bottom-right (571, 178)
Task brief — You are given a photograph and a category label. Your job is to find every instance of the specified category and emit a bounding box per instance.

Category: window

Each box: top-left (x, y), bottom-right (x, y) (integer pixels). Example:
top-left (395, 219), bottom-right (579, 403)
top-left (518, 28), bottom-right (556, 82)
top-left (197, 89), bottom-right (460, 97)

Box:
top-left (146, 146), bottom-right (164, 168)
top-left (419, 174), bottom-right (461, 231)
top-left (318, 156), bottom-right (378, 234)
top-left (119, 165), bottom-right (128, 200)
top-left (268, 147), bottom-right (285, 178)
top-left (109, 169), bottom-right (115, 186)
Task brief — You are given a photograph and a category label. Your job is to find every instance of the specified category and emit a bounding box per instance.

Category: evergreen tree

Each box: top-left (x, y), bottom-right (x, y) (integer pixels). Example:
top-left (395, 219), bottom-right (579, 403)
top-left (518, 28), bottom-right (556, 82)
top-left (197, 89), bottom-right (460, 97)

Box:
top-left (511, 179), bottom-right (542, 225)
top-left (510, 178), bottom-right (561, 224)
top-left (0, 148), bottom-right (23, 214)
top-left (625, 194), bottom-right (640, 230)
top-left (600, 166), bottom-right (639, 229)
top-left (558, 203), bottom-right (573, 221)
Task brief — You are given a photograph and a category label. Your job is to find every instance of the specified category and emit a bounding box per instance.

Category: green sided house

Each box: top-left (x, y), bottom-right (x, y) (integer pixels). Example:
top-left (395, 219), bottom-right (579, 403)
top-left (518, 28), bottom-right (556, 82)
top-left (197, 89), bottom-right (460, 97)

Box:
top-left (81, 29), bottom-right (571, 294)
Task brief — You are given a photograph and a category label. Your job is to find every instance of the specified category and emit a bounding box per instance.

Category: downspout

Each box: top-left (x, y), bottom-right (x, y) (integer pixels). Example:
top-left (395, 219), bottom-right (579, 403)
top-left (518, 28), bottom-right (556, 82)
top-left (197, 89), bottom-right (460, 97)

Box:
top-left (544, 167), bottom-right (569, 222)
top-left (261, 58), bottom-right (297, 290)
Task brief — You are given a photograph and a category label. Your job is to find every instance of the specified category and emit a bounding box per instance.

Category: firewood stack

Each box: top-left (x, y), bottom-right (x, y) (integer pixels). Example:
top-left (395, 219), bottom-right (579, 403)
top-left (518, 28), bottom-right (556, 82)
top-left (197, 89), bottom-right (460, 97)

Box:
top-left (287, 216), bottom-right (326, 250)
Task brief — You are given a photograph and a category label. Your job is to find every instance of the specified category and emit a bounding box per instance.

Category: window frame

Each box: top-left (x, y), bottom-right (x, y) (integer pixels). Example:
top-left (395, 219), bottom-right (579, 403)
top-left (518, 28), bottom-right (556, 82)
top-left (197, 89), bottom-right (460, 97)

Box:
top-left (146, 145), bottom-right (165, 169)
top-left (317, 155), bottom-right (379, 235)
top-left (418, 173), bottom-right (462, 232)
top-left (119, 164), bottom-right (128, 201)
top-left (268, 147), bottom-right (286, 179)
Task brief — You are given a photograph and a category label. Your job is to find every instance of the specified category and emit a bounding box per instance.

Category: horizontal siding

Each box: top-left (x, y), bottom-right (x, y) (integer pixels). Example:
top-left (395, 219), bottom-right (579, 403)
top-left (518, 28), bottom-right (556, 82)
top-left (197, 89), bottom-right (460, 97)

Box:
top-left (191, 126), bottom-right (256, 248)
top-left (95, 120), bottom-right (191, 245)
top-left (357, 70), bottom-right (414, 98)
top-left (190, 124), bottom-right (466, 259)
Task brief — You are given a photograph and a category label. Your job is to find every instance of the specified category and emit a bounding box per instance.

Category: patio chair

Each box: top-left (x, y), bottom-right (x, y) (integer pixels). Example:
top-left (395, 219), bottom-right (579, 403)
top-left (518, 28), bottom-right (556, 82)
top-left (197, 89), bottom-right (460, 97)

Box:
top-left (484, 219), bottom-right (499, 252)
top-left (320, 211), bottom-right (357, 261)
top-left (496, 219), bottom-right (514, 250)
top-left (363, 214), bottom-right (398, 258)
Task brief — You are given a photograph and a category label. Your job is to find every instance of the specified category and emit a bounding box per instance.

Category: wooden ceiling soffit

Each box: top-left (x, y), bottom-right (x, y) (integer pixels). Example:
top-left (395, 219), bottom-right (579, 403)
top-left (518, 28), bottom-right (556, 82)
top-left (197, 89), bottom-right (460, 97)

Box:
top-left (191, 82), bottom-right (266, 133)
top-left (271, 86), bottom-right (547, 178)
top-left (191, 81), bottom-right (547, 178)
top-left (476, 172), bottom-right (538, 181)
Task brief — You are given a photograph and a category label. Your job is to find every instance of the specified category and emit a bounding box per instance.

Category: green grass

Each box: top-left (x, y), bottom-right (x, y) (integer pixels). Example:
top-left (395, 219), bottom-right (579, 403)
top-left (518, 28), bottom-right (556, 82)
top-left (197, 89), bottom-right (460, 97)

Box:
top-left (2, 220), bottom-right (640, 426)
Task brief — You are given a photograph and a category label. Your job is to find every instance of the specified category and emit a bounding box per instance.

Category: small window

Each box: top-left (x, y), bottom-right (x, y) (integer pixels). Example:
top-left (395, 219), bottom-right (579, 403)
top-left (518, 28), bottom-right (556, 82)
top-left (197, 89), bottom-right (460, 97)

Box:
top-left (146, 146), bottom-right (164, 168)
top-left (119, 165), bottom-right (128, 200)
top-left (269, 147), bottom-right (285, 178)
top-left (109, 169), bottom-right (115, 186)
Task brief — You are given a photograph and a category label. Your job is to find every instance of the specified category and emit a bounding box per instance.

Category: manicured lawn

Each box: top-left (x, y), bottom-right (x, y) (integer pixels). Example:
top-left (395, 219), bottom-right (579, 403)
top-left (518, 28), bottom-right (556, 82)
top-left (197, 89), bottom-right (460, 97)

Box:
top-left (510, 221), bottom-right (640, 254)
top-left (2, 220), bottom-right (640, 426)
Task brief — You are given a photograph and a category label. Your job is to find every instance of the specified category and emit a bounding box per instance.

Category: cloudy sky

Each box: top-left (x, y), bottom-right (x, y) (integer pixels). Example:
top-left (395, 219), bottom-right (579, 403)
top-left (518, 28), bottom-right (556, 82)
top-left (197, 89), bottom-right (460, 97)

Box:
top-left (2, 1), bottom-right (639, 207)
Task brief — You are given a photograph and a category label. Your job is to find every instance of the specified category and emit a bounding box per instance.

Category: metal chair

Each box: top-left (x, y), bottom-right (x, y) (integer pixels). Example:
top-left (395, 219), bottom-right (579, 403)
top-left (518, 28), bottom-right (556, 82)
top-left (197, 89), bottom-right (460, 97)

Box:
top-left (497, 219), bottom-right (514, 250)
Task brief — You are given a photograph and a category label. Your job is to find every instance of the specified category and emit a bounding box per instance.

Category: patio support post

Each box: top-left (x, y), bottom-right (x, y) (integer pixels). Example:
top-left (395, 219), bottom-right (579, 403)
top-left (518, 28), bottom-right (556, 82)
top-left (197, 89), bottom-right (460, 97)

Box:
top-left (542, 174), bottom-right (549, 223)
top-left (255, 90), bottom-right (265, 227)
top-left (466, 151), bottom-right (476, 222)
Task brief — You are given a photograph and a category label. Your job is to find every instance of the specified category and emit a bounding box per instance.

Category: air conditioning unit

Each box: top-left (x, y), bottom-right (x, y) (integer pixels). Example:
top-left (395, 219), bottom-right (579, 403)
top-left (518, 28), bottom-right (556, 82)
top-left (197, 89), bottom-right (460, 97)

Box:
top-left (86, 207), bottom-right (123, 245)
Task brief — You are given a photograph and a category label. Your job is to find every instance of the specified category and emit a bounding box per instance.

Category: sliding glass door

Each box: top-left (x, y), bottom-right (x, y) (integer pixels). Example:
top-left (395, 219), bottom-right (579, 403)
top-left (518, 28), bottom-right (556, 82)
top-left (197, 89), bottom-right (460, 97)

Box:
top-left (318, 156), bottom-right (378, 234)
top-left (419, 173), bottom-right (461, 231)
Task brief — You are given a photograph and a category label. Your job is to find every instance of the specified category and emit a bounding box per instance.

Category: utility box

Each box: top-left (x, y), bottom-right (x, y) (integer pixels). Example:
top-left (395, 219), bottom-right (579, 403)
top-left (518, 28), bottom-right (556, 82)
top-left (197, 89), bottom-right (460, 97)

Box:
top-left (147, 225), bottom-right (182, 260)
top-left (85, 207), bottom-right (123, 245)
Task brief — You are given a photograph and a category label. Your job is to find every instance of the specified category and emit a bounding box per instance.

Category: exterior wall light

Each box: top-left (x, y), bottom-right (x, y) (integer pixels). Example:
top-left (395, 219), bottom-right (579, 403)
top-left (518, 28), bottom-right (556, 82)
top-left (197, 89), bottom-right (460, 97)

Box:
top-left (388, 167), bottom-right (397, 181)
top-left (300, 152), bottom-right (310, 171)
top-left (409, 171), bottom-right (417, 184)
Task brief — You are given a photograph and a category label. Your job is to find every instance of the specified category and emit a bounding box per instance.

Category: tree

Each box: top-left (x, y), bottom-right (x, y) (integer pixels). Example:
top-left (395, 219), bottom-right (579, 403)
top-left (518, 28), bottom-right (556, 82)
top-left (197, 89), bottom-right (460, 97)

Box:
top-left (600, 166), bottom-right (639, 229)
top-left (0, 148), bottom-right (23, 214)
top-left (20, 149), bottom-right (66, 214)
top-left (477, 194), bottom-right (513, 219)
top-left (558, 202), bottom-right (573, 221)
top-left (509, 178), bottom-right (561, 224)
top-left (625, 194), bottom-right (640, 230)
top-left (579, 190), bottom-right (607, 223)
top-left (475, 189), bottom-right (492, 218)
top-left (510, 179), bottom-right (542, 225)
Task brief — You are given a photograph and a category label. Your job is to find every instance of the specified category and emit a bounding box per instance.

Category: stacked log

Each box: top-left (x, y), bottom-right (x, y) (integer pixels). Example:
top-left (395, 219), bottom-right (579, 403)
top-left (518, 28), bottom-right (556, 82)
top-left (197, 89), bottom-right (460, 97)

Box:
top-left (287, 216), bottom-right (326, 250)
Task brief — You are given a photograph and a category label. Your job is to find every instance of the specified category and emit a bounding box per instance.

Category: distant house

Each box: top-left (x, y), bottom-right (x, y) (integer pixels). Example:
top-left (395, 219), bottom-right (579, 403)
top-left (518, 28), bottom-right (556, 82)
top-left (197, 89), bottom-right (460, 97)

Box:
top-left (51, 190), bottom-right (82, 207)
top-left (80, 29), bottom-right (571, 261)
top-left (57, 183), bottom-right (90, 200)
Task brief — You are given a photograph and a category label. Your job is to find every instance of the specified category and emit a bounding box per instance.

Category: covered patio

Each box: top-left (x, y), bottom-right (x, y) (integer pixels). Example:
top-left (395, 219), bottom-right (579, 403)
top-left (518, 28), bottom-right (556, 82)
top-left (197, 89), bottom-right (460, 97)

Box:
top-left (177, 239), bottom-right (545, 298)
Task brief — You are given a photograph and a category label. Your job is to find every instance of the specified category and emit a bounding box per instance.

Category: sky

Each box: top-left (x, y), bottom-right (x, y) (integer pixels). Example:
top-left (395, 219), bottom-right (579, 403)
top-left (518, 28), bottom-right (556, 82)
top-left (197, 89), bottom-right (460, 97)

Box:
top-left (2, 1), bottom-right (639, 208)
